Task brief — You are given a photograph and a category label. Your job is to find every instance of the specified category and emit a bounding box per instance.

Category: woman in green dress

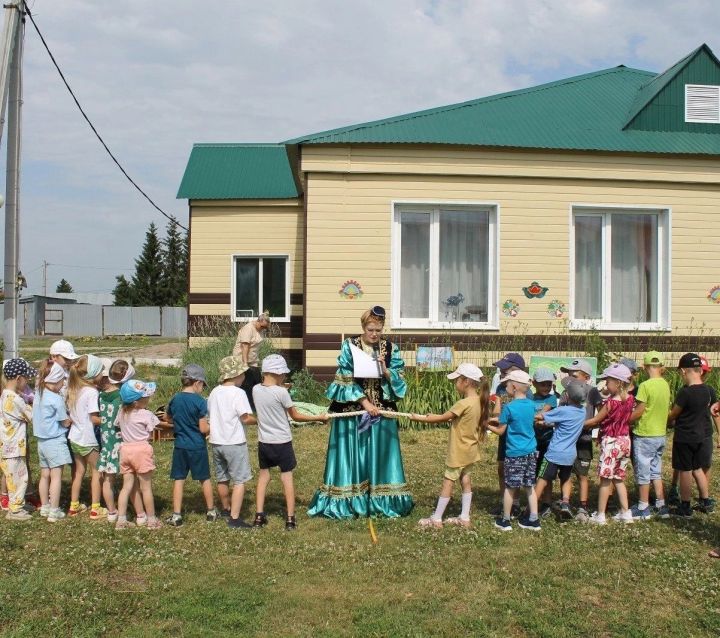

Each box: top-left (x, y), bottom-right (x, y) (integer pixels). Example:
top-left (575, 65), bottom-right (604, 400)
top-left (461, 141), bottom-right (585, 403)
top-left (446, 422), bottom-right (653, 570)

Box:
top-left (307, 306), bottom-right (414, 519)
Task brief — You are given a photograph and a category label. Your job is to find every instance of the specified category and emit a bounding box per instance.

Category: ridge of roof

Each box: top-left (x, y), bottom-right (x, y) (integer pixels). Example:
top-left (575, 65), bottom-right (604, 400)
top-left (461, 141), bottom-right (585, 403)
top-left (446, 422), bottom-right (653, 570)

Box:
top-left (285, 65), bottom-right (654, 144)
top-left (192, 142), bottom-right (286, 148)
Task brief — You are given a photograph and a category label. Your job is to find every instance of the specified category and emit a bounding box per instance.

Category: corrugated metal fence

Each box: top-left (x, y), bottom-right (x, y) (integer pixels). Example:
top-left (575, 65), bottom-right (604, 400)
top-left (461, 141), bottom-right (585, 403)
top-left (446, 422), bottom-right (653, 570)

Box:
top-left (38, 305), bottom-right (186, 337)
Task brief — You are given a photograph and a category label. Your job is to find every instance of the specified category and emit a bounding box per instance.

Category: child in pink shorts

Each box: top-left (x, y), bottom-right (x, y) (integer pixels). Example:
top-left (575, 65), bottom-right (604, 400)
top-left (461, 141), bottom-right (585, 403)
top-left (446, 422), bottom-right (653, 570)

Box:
top-left (584, 363), bottom-right (635, 525)
top-left (115, 380), bottom-right (162, 530)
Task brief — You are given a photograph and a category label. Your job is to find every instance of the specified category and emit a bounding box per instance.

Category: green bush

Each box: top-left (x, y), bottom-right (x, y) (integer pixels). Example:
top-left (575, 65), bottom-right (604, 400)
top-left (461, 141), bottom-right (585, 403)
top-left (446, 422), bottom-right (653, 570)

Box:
top-left (290, 369), bottom-right (329, 405)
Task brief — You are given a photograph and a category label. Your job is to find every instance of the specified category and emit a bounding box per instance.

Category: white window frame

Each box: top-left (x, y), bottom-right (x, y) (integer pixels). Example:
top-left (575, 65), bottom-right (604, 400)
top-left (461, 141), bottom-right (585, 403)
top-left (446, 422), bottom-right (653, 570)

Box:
top-left (230, 254), bottom-right (290, 323)
top-left (685, 84), bottom-right (720, 123)
top-left (569, 204), bottom-right (671, 331)
top-left (391, 201), bottom-right (499, 330)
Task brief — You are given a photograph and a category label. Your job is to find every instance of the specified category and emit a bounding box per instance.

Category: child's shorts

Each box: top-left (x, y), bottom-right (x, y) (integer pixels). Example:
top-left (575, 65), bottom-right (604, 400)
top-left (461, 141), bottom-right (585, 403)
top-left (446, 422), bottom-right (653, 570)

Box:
top-left (120, 441), bottom-right (156, 475)
top-left (258, 441), bottom-right (296, 473)
top-left (573, 437), bottom-right (593, 477)
top-left (70, 441), bottom-right (99, 458)
top-left (598, 436), bottom-right (631, 480)
top-left (170, 446), bottom-right (210, 481)
top-left (672, 438), bottom-right (712, 472)
top-left (632, 435), bottom-right (665, 484)
top-left (38, 436), bottom-right (72, 469)
top-left (536, 457), bottom-right (573, 483)
top-left (444, 462), bottom-right (475, 482)
top-left (212, 443), bottom-right (252, 484)
top-left (503, 452), bottom-right (536, 488)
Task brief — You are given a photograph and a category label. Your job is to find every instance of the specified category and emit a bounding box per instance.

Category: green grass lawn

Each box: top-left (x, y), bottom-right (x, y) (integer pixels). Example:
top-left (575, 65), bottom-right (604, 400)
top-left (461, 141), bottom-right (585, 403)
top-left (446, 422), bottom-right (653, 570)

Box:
top-left (1, 427), bottom-right (718, 637)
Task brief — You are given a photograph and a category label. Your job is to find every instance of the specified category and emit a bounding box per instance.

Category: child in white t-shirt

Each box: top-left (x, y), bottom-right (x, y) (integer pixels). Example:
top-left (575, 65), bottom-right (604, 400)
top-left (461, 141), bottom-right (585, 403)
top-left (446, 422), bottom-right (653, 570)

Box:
top-left (252, 355), bottom-right (327, 530)
top-left (208, 356), bottom-right (257, 529)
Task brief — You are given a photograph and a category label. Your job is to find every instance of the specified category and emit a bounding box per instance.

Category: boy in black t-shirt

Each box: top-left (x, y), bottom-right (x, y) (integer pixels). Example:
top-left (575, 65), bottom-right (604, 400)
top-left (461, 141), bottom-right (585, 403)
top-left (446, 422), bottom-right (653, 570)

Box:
top-left (668, 353), bottom-right (719, 518)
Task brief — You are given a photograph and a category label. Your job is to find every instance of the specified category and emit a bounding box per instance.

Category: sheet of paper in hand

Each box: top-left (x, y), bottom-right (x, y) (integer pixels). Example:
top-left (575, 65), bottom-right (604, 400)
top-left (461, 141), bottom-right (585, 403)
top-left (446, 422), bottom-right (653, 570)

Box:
top-left (350, 342), bottom-right (381, 378)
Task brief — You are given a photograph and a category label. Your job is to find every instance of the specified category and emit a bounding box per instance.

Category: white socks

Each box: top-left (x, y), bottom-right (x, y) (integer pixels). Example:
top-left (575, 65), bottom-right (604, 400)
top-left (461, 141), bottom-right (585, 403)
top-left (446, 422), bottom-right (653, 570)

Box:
top-left (432, 496), bottom-right (450, 521)
top-left (460, 492), bottom-right (472, 520)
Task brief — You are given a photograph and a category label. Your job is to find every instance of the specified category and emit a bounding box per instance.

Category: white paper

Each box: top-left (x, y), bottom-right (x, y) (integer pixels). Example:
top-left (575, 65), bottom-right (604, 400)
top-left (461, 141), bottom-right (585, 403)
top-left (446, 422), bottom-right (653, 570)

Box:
top-left (350, 342), bottom-right (381, 378)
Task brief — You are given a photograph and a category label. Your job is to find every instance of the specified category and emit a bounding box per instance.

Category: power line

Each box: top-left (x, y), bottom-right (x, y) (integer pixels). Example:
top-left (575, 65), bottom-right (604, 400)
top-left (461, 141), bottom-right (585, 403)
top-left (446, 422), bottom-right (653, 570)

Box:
top-left (46, 262), bottom-right (133, 271)
top-left (22, 3), bottom-right (188, 232)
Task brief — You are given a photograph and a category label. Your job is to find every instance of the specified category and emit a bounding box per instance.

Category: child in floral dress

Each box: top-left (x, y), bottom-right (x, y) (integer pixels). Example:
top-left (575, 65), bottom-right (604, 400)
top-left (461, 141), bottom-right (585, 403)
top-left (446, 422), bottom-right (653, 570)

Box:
top-left (97, 360), bottom-right (123, 523)
top-left (584, 363), bottom-right (635, 525)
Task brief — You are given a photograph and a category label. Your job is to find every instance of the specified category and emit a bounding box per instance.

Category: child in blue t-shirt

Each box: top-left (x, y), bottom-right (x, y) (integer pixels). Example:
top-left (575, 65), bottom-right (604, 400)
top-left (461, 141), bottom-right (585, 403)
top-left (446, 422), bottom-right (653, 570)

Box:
top-left (164, 364), bottom-right (218, 526)
top-left (488, 370), bottom-right (539, 532)
top-left (535, 378), bottom-right (589, 520)
top-left (531, 368), bottom-right (559, 516)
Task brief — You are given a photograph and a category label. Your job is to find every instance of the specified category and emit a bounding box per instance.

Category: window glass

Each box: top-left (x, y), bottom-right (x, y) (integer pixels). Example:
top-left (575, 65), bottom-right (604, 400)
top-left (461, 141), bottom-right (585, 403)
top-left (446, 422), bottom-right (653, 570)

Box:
top-left (399, 212), bottom-right (430, 318)
top-left (235, 258), bottom-right (259, 318)
top-left (574, 215), bottom-right (602, 320)
top-left (263, 257), bottom-right (287, 317)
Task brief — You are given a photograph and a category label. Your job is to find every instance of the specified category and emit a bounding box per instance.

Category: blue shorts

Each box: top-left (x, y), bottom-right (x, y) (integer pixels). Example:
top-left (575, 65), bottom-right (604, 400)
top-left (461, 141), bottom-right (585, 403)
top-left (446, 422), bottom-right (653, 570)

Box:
top-left (632, 436), bottom-right (666, 484)
top-left (504, 453), bottom-right (537, 488)
top-left (170, 447), bottom-right (210, 481)
top-left (38, 436), bottom-right (72, 469)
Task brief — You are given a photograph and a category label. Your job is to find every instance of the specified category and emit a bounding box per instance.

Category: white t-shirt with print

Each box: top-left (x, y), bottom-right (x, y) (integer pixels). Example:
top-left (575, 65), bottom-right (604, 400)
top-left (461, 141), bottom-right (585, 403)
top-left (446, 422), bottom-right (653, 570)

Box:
top-left (68, 385), bottom-right (100, 447)
top-left (207, 385), bottom-right (252, 446)
top-left (252, 384), bottom-right (294, 444)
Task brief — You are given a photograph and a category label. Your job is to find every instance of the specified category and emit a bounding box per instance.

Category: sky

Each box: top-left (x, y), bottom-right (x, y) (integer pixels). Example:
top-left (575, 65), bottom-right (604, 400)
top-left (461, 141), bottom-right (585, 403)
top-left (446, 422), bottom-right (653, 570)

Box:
top-left (1, 0), bottom-right (719, 297)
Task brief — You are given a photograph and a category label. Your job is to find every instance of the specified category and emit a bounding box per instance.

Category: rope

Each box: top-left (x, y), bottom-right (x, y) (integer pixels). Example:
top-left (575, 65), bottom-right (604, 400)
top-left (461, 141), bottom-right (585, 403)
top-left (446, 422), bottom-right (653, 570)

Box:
top-left (324, 409), bottom-right (413, 419)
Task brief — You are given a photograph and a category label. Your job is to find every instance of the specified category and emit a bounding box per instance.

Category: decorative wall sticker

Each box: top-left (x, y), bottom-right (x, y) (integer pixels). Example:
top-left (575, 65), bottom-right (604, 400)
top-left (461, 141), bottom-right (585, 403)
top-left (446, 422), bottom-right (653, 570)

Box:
top-left (339, 280), bottom-right (363, 299)
top-left (502, 299), bottom-right (520, 318)
top-left (522, 281), bottom-right (549, 299)
top-left (547, 299), bottom-right (567, 318)
top-left (707, 285), bottom-right (720, 304)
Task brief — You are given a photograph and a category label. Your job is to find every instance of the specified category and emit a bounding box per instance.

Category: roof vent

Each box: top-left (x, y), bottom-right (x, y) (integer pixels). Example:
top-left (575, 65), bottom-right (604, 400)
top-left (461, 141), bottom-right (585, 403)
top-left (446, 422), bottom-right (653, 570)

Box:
top-left (685, 84), bottom-right (720, 123)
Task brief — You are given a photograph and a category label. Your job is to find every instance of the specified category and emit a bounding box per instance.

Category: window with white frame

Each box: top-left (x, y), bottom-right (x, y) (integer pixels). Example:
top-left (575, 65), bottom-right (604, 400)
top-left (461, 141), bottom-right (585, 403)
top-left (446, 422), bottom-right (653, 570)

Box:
top-left (572, 208), bottom-right (669, 329)
top-left (231, 255), bottom-right (289, 321)
top-left (392, 205), bottom-right (497, 328)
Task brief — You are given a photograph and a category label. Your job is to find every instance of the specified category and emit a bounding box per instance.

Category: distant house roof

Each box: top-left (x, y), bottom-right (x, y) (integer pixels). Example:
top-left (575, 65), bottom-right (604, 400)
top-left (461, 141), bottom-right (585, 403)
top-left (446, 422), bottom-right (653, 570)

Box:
top-left (177, 144), bottom-right (299, 200)
top-left (20, 293), bottom-right (115, 306)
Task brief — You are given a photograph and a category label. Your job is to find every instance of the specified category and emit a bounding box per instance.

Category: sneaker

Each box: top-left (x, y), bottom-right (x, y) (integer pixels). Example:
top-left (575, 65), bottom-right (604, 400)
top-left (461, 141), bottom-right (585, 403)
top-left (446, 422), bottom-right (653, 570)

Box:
top-left (667, 486), bottom-right (680, 507)
top-left (68, 504), bottom-right (87, 516)
top-left (510, 503), bottom-right (521, 519)
top-left (107, 511), bottom-right (118, 524)
top-left (47, 508), bottom-right (66, 523)
top-left (220, 508), bottom-right (231, 519)
top-left (26, 493), bottom-right (42, 508)
top-left (145, 518), bottom-right (163, 530)
top-left (613, 509), bottom-right (634, 523)
top-left (23, 502), bottom-right (36, 514)
top-left (115, 519), bottom-right (136, 530)
top-left (445, 516), bottom-right (472, 528)
top-left (558, 502), bottom-right (573, 521)
top-left (575, 507), bottom-right (589, 523)
top-left (285, 516), bottom-right (297, 531)
top-left (588, 512), bottom-right (607, 525)
top-left (539, 503), bottom-right (553, 519)
top-left (89, 507), bottom-right (108, 521)
top-left (694, 498), bottom-right (716, 514)
top-left (39, 504), bottom-right (51, 518)
top-left (7, 509), bottom-right (32, 521)
top-left (206, 508), bottom-right (219, 522)
top-left (227, 517), bottom-right (253, 529)
top-left (0, 494), bottom-right (9, 511)
top-left (494, 517), bottom-right (512, 532)
top-left (654, 505), bottom-right (671, 519)
top-left (253, 512), bottom-right (268, 528)
top-left (518, 516), bottom-right (541, 531)
top-left (672, 505), bottom-right (693, 519)
top-left (418, 517), bottom-right (443, 529)
top-left (136, 514), bottom-right (148, 527)
top-left (630, 504), bottom-right (653, 521)
top-left (166, 513), bottom-right (184, 527)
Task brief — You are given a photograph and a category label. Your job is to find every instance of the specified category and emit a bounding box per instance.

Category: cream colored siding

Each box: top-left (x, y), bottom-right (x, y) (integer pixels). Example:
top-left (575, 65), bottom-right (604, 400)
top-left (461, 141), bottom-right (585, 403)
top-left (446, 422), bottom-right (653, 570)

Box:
top-left (302, 147), bottom-right (720, 336)
top-left (190, 200), bottom-right (304, 307)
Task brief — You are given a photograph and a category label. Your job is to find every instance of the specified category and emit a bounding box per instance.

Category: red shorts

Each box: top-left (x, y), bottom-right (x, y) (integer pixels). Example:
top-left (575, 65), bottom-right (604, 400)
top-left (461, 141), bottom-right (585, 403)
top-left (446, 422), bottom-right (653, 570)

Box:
top-left (120, 441), bottom-right (156, 475)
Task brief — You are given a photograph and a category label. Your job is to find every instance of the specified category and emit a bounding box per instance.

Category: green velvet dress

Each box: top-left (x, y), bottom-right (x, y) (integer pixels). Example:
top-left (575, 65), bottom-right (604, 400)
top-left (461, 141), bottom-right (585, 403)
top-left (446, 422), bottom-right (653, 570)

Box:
top-left (307, 337), bottom-right (414, 519)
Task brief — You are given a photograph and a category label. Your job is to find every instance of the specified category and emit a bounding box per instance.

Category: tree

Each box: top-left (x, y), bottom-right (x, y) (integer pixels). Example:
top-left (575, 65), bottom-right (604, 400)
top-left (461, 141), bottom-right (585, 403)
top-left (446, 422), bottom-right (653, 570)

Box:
top-left (130, 222), bottom-right (165, 306)
top-left (160, 218), bottom-right (188, 306)
top-left (112, 274), bottom-right (134, 306)
top-left (56, 278), bottom-right (74, 293)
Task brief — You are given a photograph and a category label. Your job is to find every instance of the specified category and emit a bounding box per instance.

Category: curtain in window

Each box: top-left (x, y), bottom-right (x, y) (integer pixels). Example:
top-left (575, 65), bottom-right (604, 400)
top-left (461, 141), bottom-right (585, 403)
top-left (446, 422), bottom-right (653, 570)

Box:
top-left (611, 214), bottom-right (657, 323)
top-left (438, 211), bottom-right (489, 322)
top-left (399, 213), bottom-right (430, 318)
top-left (574, 216), bottom-right (602, 320)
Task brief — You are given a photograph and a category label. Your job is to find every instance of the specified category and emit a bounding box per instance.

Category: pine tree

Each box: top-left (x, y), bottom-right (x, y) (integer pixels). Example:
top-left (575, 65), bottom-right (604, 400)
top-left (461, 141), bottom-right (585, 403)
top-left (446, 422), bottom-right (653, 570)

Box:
top-left (112, 275), bottom-right (134, 306)
top-left (160, 218), bottom-right (188, 306)
top-left (130, 222), bottom-right (165, 306)
top-left (55, 278), bottom-right (74, 293)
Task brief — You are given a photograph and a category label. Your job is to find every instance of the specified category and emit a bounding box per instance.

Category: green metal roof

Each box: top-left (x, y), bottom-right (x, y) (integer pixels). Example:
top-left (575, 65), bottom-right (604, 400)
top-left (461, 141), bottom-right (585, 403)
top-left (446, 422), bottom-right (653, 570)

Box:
top-left (177, 144), bottom-right (299, 200)
top-left (285, 46), bottom-right (720, 155)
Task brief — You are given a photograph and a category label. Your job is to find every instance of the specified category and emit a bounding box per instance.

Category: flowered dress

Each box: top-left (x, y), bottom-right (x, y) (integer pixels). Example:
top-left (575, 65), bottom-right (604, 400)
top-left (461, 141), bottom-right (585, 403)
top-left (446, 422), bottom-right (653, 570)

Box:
top-left (97, 388), bottom-right (121, 474)
top-left (597, 395), bottom-right (634, 480)
top-left (307, 337), bottom-right (414, 519)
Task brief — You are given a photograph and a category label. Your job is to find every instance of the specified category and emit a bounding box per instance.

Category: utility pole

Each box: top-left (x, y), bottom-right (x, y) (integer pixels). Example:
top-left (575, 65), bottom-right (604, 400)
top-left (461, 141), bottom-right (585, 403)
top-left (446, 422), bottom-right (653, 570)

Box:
top-left (1, 1), bottom-right (22, 360)
top-left (42, 259), bottom-right (47, 296)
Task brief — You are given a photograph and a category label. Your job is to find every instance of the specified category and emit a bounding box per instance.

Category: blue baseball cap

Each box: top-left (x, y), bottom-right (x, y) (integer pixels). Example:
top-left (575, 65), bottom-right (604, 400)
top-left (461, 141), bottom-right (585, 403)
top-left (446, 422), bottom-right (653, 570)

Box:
top-left (120, 379), bottom-right (157, 404)
top-left (493, 352), bottom-right (526, 371)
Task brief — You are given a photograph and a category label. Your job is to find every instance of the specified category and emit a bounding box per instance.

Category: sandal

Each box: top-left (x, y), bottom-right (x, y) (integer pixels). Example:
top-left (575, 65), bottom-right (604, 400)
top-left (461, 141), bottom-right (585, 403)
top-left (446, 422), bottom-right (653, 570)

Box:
top-left (418, 517), bottom-right (443, 529)
top-left (709, 548), bottom-right (720, 559)
top-left (445, 516), bottom-right (472, 528)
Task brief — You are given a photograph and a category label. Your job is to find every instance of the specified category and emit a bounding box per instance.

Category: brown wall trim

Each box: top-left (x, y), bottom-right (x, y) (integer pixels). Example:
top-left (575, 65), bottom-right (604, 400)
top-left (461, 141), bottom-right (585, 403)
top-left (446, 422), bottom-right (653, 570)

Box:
top-left (290, 293), bottom-right (303, 306)
top-left (304, 333), bottom-right (720, 352)
top-left (189, 314), bottom-right (303, 338)
top-left (307, 366), bottom-right (337, 382)
top-left (188, 293), bottom-right (231, 305)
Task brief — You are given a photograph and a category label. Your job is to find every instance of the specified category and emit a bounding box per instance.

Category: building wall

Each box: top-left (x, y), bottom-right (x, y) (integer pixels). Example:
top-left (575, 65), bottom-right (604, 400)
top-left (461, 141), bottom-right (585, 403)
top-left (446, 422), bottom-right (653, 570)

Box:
top-left (300, 145), bottom-right (720, 374)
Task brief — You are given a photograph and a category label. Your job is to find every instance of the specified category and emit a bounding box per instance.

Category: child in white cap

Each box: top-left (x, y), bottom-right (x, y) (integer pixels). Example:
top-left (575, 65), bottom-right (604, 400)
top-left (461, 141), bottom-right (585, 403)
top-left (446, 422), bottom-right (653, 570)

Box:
top-left (411, 362), bottom-right (490, 528)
